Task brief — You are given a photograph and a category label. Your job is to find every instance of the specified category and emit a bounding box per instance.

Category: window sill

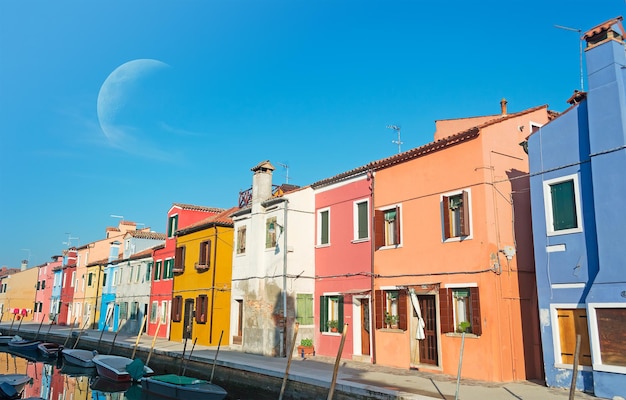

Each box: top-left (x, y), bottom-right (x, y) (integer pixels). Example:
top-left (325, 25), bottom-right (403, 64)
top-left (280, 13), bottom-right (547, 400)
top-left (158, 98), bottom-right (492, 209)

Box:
top-left (321, 332), bottom-right (341, 336)
top-left (445, 332), bottom-right (480, 338)
top-left (377, 244), bottom-right (402, 251)
top-left (315, 243), bottom-right (331, 249)
top-left (554, 363), bottom-right (593, 372)
top-left (351, 238), bottom-right (369, 244)
top-left (379, 328), bottom-right (404, 333)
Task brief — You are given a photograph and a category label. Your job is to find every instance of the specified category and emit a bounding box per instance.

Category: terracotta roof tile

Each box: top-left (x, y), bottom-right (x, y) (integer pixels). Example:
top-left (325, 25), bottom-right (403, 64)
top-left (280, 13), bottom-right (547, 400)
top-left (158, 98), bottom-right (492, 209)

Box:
top-left (125, 231), bottom-right (166, 240)
top-left (177, 206), bottom-right (239, 235)
top-left (583, 16), bottom-right (624, 40)
top-left (170, 203), bottom-right (225, 213)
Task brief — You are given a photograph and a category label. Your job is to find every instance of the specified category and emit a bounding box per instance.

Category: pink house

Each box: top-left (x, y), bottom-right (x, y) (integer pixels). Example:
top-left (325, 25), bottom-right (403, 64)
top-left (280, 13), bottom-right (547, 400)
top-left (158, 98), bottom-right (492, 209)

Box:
top-left (147, 203), bottom-right (224, 338)
top-left (34, 255), bottom-right (62, 323)
top-left (312, 170), bottom-right (374, 361)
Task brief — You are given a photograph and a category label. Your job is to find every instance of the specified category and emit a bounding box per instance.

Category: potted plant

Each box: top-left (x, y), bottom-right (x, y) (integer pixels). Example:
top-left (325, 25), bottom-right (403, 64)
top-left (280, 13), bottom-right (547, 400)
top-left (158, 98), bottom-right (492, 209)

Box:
top-left (327, 320), bottom-right (339, 332)
top-left (457, 321), bottom-right (471, 333)
top-left (384, 312), bottom-right (399, 329)
top-left (297, 338), bottom-right (315, 358)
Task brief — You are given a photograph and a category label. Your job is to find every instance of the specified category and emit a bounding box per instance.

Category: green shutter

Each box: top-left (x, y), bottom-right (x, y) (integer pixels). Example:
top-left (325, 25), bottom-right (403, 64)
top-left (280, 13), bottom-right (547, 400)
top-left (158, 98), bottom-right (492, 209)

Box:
top-left (296, 294), bottom-right (313, 325)
top-left (357, 202), bottom-right (368, 239)
top-left (551, 180), bottom-right (577, 230)
top-left (338, 296), bottom-right (344, 333)
top-left (321, 211), bottom-right (329, 244)
top-left (320, 296), bottom-right (328, 332)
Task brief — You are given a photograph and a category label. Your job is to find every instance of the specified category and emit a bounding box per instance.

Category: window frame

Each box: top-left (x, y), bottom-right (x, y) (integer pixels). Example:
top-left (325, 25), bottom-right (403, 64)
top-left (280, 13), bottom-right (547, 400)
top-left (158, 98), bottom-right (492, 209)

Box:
top-left (174, 246), bottom-right (185, 274)
top-left (167, 214), bottom-right (179, 238)
top-left (154, 260), bottom-right (162, 281)
top-left (543, 174), bottom-right (583, 236)
top-left (375, 288), bottom-right (408, 331)
top-left (197, 240), bottom-right (211, 271)
top-left (236, 225), bottom-right (247, 255)
top-left (150, 301), bottom-right (158, 323)
top-left (587, 303), bottom-right (626, 373)
top-left (353, 199), bottom-right (369, 242)
top-left (442, 189), bottom-right (472, 241)
top-left (374, 205), bottom-right (402, 249)
top-left (172, 296), bottom-right (183, 322)
top-left (317, 208), bottom-right (330, 246)
top-left (196, 295), bottom-right (208, 324)
top-left (265, 217), bottom-right (278, 249)
top-left (439, 284), bottom-right (481, 336)
top-left (320, 294), bottom-right (344, 333)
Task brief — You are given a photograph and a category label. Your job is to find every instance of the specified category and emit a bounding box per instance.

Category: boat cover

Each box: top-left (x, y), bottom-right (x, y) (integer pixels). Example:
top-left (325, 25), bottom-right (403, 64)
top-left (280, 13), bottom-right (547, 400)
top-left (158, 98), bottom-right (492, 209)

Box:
top-left (150, 374), bottom-right (207, 385)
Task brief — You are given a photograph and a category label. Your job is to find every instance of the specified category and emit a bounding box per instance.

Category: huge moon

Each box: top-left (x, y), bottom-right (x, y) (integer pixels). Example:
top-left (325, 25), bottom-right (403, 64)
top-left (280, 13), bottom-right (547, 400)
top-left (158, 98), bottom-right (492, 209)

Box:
top-left (97, 59), bottom-right (170, 144)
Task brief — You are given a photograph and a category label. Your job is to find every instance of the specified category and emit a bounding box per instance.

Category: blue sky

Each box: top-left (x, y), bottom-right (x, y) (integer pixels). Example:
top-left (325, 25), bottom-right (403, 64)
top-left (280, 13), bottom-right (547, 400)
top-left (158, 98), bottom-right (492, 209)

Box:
top-left (0, 1), bottom-right (623, 269)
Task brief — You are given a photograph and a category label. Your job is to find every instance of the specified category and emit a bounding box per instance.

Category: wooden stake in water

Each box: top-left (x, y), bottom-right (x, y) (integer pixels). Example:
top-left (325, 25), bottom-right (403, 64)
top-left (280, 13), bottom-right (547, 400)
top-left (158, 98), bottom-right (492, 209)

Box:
top-left (569, 334), bottom-right (582, 400)
top-left (34, 314), bottom-right (46, 340)
top-left (97, 309), bottom-right (113, 349)
top-left (327, 323), bottom-right (349, 400)
top-left (132, 315), bottom-right (148, 359)
top-left (210, 331), bottom-right (224, 383)
top-left (63, 318), bottom-right (78, 348)
top-left (145, 318), bottom-right (161, 367)
top-left (109, 319), bottom-right (127, 355)
top-left (72, 317), bottom-right (90, 349)
top-left (455, 332), bottom-right (466, 400)
top-left (279, 322), bottom-right (299, 400)
top-left (182, 337), bottom-right (198, 376)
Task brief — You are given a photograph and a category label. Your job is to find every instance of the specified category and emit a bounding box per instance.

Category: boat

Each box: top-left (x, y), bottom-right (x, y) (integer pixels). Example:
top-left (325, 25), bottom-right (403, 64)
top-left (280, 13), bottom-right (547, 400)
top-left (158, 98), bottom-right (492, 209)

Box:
top-left (141, 374), bottom-right (227, 400)
top-left (90, 375), bottom-right (132, 393)
top-left (92, 354), bottom-right (154, 382)
top-left (37, 342), bottom-right (63, 358)
top-left (7, 336), bottom-right (40, 352)
top-left (0, 334), bottom-right (13, 346)
top-left (59, 362), bottom-right (97, 378)
top-left (0, 374), bottom-right (31, 399)
top-left (61, 348), bottom-right (98, 368)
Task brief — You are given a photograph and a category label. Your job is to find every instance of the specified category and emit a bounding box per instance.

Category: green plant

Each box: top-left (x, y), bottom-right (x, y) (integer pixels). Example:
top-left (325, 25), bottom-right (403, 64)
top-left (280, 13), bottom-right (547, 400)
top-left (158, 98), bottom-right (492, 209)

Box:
top-left (457, 321), bottom-right (471, 333)
top-left (384, 312), bottom-right (399, 326)
top-left (327, 320), bottom-right (339, 330)
top-left (300, 338), bottom-right (313, 347)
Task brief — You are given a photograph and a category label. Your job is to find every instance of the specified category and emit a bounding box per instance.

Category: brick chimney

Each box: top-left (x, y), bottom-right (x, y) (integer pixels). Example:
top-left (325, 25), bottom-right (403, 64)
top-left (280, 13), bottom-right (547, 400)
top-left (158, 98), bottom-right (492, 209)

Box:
top-left (251, 160), bottom-right (275, 213)
top-left (500, 98), bottom-right (508, 115)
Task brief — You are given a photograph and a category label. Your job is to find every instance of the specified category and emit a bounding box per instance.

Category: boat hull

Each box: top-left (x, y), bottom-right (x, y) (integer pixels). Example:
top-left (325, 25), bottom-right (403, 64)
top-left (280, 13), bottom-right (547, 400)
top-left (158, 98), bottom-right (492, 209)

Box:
top-left (141, 375), bottom-right (227, 400)
top-left (93, 355), bottom-right (153, 382)
top-left (0, 374), bottom-right (31, 395)
top-left (7, 340), bottom-right (40, 352)
top-left (37, 342), bottom-right (63, 358)
top-left (61, 349), bottom-right (96, 368)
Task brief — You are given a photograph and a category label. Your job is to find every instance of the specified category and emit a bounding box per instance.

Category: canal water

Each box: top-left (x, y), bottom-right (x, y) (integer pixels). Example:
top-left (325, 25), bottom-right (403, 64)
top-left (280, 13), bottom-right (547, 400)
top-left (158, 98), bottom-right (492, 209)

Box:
top-left (0, 347), bottom-right (276, 400)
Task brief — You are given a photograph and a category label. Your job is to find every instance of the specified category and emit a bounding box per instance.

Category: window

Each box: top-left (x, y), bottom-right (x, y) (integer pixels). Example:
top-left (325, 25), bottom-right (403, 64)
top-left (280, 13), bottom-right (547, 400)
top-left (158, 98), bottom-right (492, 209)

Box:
top-left (150, 301), bottom-right (158, 323)
top-left (146, 262), bottom-right (152, 282)
top-left (296, 294), bottom-right (313, 325)
top-left (174, 247), bottom-right (185, 273)
top-left (136, 264), bottom-right (142, 282)
top-left (87, 273), bottom-right (93, 286)
top-left (167, 214), bottom-right (179, 238)
top-left (102, 273), bottom-right (107, 287)
top-left (237, 226), bottom-right (246, 254)
top-left (154, 261), bottom-right (162, 281)
top-left (71, 271), bottom-right (76, 287)
top-left (161, 301), bottom-right (168, 324)
top-left (119, 302), bottom-right (128, 320)
top-left (128, 266), bottom-right (133, 283)
top-left (196, 295), bottom-right (208, 324)
top-left (41, 280), bottom-right (45, 289)
top-left (354, 200), bottom-right (369, 241)
top-left (266, 217), bottom-right (278, 248)
top-left (320, 295), bottom-right (343, 333)
top-left (544, 174), bottom-right (582, 235)
top-left (375, 289), bottom-right (408, 330)
top-left (112, 270), bottom-right (118, 286)
top-left (130, 302), bottom-right (138, 320)
top-left (442, 190), bottom-right (470, 240)
top-left (555, 307), bottom-right (592, 366)
top-left (37, 281), bottom-right (40, 290)
top-left (164, 259), bottom-right (174, 279)
top-left (374, 206), bottom-right (401, 248)
top-left (172, 296), bottom-right (182, 322)
top-left (591, 306), bottom-right (626, 369)
top-left (197, 240), bottom-right (211, 270)
top-left (439, 286), bottom-right (481, 335)
top-left (317, 209), bottom-right (330, 245)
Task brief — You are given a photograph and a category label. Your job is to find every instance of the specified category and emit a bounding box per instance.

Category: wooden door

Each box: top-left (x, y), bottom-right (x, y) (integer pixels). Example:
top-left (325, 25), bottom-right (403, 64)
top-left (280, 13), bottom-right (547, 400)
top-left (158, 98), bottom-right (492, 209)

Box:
top-left (360, 299), bottom-right (370, 355)
top-left (418, 295), bottom-right (438, 365)
top-left (183, 299), bottom-right (194, 340)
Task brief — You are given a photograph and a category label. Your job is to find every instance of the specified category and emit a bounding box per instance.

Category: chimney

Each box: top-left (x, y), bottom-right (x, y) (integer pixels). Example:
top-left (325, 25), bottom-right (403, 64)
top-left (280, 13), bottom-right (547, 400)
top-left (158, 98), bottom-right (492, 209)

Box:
top-left (500, 98), bottom-right (508, 115)
top-left (583, 16), bottom-right (624, 50)
top-left (251, 160), bottom-right (275, 212)
top-left (20, 260), bottom-right (28, 271)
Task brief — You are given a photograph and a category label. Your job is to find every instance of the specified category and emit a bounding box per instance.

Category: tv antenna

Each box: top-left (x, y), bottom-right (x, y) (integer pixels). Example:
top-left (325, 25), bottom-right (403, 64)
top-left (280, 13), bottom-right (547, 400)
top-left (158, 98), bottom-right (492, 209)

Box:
top-left (554, 24), bottom-right (584, 92)
top-left (387, 125), bottom-right (403, 153)
top-left (63, 233), bottom-right (79, 248)
top-left (277, 162), bottom-right (290, 184)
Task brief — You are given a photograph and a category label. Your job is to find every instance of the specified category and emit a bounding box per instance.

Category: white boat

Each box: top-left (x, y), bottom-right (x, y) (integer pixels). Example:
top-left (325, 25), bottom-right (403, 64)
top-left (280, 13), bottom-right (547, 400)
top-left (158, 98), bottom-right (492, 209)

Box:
top-left (92, 354), bottom-right (153, 382)
top-left (61, 348), bottom-right (98, 368)
top-left (141, 374), bottom-right (227, 400)
top-left (0, 374), bottom-right (31, 398)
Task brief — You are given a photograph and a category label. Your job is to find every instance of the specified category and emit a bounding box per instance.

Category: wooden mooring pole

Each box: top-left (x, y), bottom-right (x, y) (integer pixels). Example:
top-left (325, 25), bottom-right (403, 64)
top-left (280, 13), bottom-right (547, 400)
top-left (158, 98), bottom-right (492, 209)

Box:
top-left (279, 322), bottom-right (299, 400)
top-left (327, 323), bottom-right (349, 400)
top-left (569, 334), bottom-right (582, 400)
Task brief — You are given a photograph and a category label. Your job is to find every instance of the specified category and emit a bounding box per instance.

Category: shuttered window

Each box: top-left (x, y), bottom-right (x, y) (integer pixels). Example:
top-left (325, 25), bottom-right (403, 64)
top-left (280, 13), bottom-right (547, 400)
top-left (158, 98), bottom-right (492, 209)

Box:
top-left (237, 226), bottom-right (246, 254)
top-left (439, 287), bottom-right (481, 335)
top-left (196, 295), bottom-right (208, 324)
top-left (296, 294), bottom-right (314, 325)
top-left (172, 296), bottom-right (183, 322)
top-left (550, 180), bottom-right (578, 231)
top-left (320, 295), bottom-right (344, 333)
top-left (443, 191), bottom-right (470, 240)
top-left (356, 201), bottom-right (368, 240)
top-left (596, 308), bottom-right (626, 367)
top-left (318, 209), bottom-right (329, 245)
top-left (374, 206), bottom-right (401, 248)
top-left (557, 308), bottom-right (592, 366)
top-left (198, 240), bottom-right (211, 270)
top-left (374, 289), bottom-right (408, 331)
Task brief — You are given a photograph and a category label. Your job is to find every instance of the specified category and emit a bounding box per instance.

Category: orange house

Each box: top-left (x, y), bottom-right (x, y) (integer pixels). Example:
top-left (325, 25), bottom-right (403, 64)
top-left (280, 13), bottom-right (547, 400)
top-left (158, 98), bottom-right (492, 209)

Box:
top-left (372, 101), bottom-right (552, 382)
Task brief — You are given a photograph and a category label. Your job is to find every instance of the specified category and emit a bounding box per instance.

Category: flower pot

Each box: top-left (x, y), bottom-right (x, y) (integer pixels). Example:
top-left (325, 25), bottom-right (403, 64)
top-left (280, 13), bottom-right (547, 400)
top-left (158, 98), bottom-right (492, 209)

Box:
top-left (297, 345), bottom-right (315, 357)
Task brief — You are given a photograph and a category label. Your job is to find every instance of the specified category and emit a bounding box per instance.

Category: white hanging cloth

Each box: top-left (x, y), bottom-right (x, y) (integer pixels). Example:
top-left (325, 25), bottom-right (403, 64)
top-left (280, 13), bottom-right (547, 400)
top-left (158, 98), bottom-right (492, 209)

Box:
top-left (409, 288), bottom-right (426, 340)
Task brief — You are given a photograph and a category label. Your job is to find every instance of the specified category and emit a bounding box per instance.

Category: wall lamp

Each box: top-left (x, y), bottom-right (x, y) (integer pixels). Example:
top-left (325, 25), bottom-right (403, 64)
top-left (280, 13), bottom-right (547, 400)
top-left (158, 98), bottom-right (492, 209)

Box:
top-left (268, 222), bottom-right (284, 235)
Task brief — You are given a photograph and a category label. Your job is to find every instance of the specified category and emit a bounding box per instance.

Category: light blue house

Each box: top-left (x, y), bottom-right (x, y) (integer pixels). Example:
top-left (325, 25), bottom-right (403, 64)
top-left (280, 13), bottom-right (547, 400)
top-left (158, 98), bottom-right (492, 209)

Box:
top-left (99, 240), bottom-right (122, 331)
top-left (528, 17), bottom-right (626, 399)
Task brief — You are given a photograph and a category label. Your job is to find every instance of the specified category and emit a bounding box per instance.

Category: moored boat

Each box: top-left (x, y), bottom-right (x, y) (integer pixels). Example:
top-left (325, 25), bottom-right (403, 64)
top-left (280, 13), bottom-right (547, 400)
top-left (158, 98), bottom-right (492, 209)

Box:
top-left (7, 336), bottom-right (40, 352)
top-left (0, 374), bottom-right (31, 398)
top-left (141, 374), bottom-right (227, 400)
top-left (61, 349), bottom-right (98, 368)
top-left (92, 355), bottom-right (153, 382)
top-left (37, 342), bottom-right (63, 358)
top-left (0, 336), bottom-right (13, 346)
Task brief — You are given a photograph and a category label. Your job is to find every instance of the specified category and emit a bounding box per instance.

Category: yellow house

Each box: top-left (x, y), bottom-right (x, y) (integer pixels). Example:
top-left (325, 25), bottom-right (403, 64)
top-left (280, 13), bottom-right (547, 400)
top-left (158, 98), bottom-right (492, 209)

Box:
top-left (84, 259), bottom-right (106, 329)
top-left (0, 266), bottom-right (38, 322)
top-left (170, 207), bottom-right (237, 346)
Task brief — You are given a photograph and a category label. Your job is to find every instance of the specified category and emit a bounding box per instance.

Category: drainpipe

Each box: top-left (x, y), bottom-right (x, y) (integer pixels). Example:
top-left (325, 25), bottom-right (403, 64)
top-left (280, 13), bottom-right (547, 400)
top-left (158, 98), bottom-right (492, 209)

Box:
top-left (209, 225), bottom-right (219, 343)
top-left (368, 169), bottom-right (377, 364)
top-left (282, 198), bottom-right (289, 357)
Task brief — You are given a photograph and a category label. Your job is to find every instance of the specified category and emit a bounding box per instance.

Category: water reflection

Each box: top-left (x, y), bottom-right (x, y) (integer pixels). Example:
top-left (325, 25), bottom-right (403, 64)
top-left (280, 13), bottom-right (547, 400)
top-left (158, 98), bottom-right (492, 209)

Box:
top-left (0, 348), bottom-right (140, 400)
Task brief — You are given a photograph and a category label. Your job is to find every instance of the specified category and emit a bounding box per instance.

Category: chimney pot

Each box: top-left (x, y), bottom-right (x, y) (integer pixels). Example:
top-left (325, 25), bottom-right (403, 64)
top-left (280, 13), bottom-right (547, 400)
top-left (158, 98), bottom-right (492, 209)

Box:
top-left (500, 98), bottom-right (508, 115)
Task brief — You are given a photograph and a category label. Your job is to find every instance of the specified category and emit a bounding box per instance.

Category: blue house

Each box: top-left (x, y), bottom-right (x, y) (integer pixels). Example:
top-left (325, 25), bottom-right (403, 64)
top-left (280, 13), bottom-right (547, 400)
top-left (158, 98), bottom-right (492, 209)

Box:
top-left (528, 17), bottom-right (626, 399)
top-left (98, 240), bottom-right (122, 331)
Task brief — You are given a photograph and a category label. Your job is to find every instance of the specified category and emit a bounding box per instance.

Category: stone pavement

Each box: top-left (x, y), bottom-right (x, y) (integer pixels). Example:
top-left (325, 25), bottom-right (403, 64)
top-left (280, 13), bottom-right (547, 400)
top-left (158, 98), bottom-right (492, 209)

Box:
top-left (4, 322), bottom-right (604, 400)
